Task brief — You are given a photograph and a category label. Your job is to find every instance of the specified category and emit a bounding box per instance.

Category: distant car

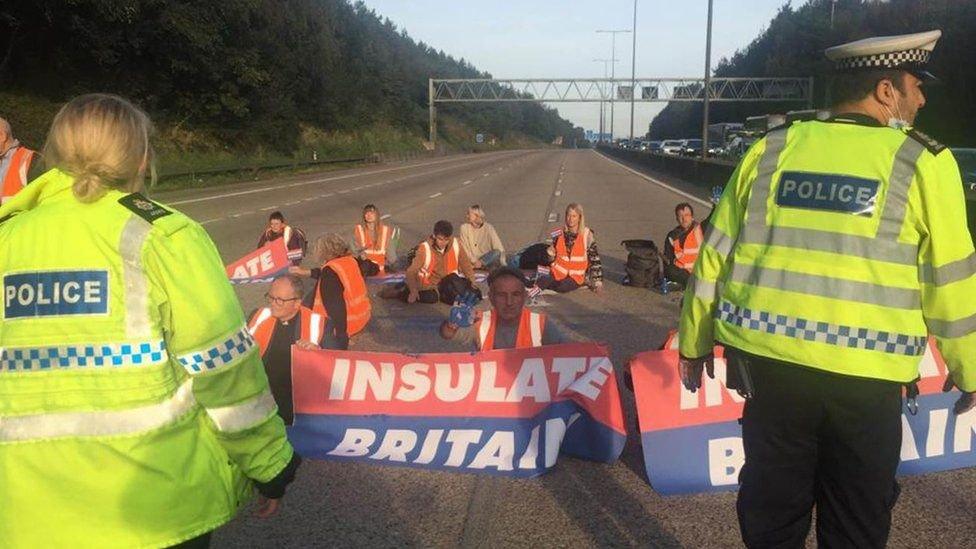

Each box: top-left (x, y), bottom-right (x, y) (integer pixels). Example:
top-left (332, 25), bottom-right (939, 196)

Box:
top-left (682, 139), bottom-right (703, 156)
top-left (661, 140), bottom-right (684, 155)
top-left (648, 141), bottom-right (663, 153)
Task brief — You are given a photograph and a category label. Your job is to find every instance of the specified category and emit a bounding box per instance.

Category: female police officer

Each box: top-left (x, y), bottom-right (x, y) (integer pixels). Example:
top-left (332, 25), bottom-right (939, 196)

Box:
top-left (0, 94), bottom-right (299, 548)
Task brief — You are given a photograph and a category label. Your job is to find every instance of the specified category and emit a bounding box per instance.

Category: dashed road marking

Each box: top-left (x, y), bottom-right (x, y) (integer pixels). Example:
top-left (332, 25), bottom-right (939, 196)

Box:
top-left (429, 192), bottom-right (443, 199)
top-left (554, 190), bottom-right (562, 196)
top-left (547, 212), bottom-right (558, 223)
top-left (462, 179), bottom-right (473, 185)
top-left (380, 214), bottom-right (392, 220)
top-left (285, 200), bottom-right (301, 205)
top-left (482, 173), bottom-right (490, 177)
top-left (260, 206), bottom-right (276, 211)
top-left (338, 189), bottom-right (350, 194)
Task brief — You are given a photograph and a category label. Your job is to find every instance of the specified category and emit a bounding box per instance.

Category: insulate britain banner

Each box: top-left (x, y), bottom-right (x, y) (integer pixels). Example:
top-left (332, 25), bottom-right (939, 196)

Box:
top-left (630, 339), bottom-right (976, 495)
top-left (225, 238), bottom-right (290, 285)
top-left (289, 343), bottom-right (627, 476)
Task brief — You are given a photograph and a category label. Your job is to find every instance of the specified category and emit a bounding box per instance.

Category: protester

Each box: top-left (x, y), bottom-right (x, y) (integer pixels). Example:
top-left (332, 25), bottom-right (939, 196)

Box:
top-left (247, 275), bottom-right (324, 425)
top-left (0, 93), bottom-right (298, 548)
top-left (257, 210), bottom-right (307, 265)
top-left (678, 30), bottom-right (976, 548)
top-left (536, 202), bottom-right (603, 293)
top-left (379, 220), bottom-right (479, 304)
top-left (663, 202), bottom-right (704, 288)
top-left (294, 233), bottom-right (372, 348)
top-left (459, 204), bottom-right (505, 270)
top-left (353, 203), bottom-right (398, 274)
top-left (440, 267), bottom-right (567, 350)
top-left (0, 116), bottom-right (39, 204)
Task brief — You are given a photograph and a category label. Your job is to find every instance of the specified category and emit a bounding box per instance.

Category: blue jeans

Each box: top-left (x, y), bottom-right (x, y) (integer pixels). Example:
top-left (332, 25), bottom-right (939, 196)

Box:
top-left (479, 250), bottom-right (502, 269)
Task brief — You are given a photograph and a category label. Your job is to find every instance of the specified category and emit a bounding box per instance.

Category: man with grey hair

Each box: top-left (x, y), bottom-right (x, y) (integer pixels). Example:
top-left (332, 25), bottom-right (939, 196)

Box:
top-left (0, 117), bottom-right (39, 204)
top-left (247, 274), bottom-right (325, 425)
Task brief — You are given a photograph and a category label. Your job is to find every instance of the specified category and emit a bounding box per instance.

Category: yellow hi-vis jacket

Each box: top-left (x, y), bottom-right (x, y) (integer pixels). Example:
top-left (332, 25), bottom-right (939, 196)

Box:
top-left (680, 115), bottom-right (976, 390)
top-left (0, 170), bottom-right (294, 548)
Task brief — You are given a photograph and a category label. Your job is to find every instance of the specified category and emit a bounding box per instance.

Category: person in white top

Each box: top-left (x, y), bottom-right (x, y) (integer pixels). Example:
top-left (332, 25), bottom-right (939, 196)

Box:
top-left (458, 204), bottom-right (505, 270)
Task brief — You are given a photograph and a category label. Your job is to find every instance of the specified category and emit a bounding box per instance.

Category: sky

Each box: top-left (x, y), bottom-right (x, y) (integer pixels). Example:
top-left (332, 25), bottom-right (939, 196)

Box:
top-left (363, 0), bottom-right (804, 138)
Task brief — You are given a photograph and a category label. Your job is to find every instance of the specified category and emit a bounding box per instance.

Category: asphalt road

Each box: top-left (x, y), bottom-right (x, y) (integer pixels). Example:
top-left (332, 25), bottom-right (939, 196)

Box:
top-left (155, 149), bottom-right (976, 548)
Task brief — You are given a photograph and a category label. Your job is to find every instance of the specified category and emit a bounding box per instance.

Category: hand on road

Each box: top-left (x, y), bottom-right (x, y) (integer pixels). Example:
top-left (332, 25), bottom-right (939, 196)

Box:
top-left (255, 496), bottom-right (281, 518)
top-left (679, 353), bottom-right (715, 392)
top-left (407, 290), bottom-right (419, 303)
top-left (942, 375), bottom-right (976, 415)
top-left (289, 266), bottom-right (311, 277)
top-left (295, 339), bottom-right (320, 351)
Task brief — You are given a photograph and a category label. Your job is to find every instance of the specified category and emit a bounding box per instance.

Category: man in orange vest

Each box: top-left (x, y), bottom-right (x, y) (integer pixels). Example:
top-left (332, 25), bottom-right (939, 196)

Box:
top-left (381, 220), bottom-right (478, 305)
top-left (663, 202), bottom-right (704, 288)
top-left (247, 275), bottom-right (324, 425)
top-left (440, 267), bottom-right (567, 350)
top-left (0, 118), bottom-right (38, 205)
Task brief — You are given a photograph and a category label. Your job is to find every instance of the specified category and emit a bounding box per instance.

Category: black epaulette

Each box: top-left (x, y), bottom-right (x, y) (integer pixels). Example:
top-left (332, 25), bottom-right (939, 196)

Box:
top-left (118, 192), bottom-right (173, 224)
top-left (906, 128), bottom-right (946, 155)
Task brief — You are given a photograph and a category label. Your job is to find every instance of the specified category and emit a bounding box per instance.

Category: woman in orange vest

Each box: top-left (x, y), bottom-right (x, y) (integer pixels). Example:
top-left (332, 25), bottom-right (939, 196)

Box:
top-left (305, 233), bottom-right (371, 348)
top-left (353, 204), bottom-right (398, 274)
top-left (537, 202), bottom-right (604, 294)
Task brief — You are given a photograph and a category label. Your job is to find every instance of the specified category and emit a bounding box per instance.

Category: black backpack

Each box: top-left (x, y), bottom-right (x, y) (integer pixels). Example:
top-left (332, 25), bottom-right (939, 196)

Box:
top-left (621, 239), bottom-right (663, 289)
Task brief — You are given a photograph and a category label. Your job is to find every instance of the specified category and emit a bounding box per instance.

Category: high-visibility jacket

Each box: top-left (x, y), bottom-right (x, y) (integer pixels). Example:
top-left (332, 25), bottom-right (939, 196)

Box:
top-left (670, 222), bottom-right (704, 271)
top-left (552, 227), bottom-right (590, 284)
top-left (417, 238), bottom-right (460, 286)
top-left (0, 145), bottom-right (34, 204)
top-left (312, 255), bottom-right (371, 336)
top-left (679, 115), bottom-right (976, 389)
top-left (0, 169), bottom-right (294, 548)
top-left (475, 308), bottom-right (546, 351)
top-left (247, 306), bottom-right (324, 355)
top-left (354, 223), bottom-right (392, 272)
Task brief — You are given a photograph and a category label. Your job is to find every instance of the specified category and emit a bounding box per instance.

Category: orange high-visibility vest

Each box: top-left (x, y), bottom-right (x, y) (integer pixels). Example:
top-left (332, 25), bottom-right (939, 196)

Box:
top-left (475, 308), bottom-right (546, 351)
top-left (247, 306), bottom-right (324, 355)
top-left (354, 223), bottom-right (391, 272)
top-left (418, 238), bottom-right (460, 286)
top-left (1, 147), bottom-right (34, 204)
top-left (671, 222), bottom-right (704, 272)
top-left (551, 228), bottom-right (589, 285)
top-left (312, 255), bottom-right (371, 335)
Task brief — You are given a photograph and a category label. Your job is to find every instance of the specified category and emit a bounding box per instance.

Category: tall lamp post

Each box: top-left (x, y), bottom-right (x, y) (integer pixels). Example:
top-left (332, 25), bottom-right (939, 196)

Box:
top-left (629, 0), bottom-right (638, 144)
top-left (593, 58), bottom-right (616, 143)
top-left (701, 0), bottom-right (714, 158)
top-left (596, 28), bottom-right (631, 143)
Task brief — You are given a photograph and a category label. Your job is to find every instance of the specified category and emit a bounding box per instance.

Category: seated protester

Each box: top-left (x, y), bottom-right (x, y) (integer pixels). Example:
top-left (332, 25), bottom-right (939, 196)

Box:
top-left (441, 267), bottom-right (568, 350)
top-left (663, 202), bottom-right (703, 288)
top-left (380, 220), bottom-right (478, 304)
top-left (247, 275), bottom-right (325, 425)
top-left (536, 202), bottom-right (604, 294)
top-left (257, 210), bottom-right (307, 266)
top-left (296, 234), bottom-right (372, 349)
top-left (459, 204), bottom-right (506, 270)
top-left (1, 117), bottom-right (43, 204)
top-left (353, 204), bottom-right (398, 274)
top-left (507, 242), bottom-right (554, 270)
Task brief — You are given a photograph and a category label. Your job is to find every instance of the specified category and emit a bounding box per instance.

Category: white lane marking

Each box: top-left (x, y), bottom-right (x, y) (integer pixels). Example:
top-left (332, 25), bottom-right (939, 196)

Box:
top-left (167, 152), bottom-right (514, 206)
top-left (321, 193), bottom-right (334, 197)
top-left (482, 173), bottom-right (490, 177)
top-left (338, 189), bottom-right (350, 194)
top-left (285, 200), bottom-right (301, 205)
top-left (260, 206), bottom-right (276, 211)
top-left (594, 150), bottom-right (710, 208)
top-left (547, 212), bottom-right (558, 223)
top-left (200, 218), bottom-right (220, 225)
top-left (554, 190), bottom-right (562, 196)
top-left (429, 192), bottom-right (443, 199)
top-left (380, 214), bottom-right (392, 220)
top-left (462, 179), bottom-right (473, 185)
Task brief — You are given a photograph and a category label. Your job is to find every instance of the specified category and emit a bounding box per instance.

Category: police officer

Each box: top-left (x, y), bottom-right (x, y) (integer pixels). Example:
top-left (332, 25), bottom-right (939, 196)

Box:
top-left (678, 30), bottom-right (976, 548)
top-left (0, 94), bottom-right (299, 548)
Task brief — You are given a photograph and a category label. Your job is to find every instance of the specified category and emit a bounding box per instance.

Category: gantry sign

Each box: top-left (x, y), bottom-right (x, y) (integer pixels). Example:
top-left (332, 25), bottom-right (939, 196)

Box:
top-left (427, 77), bottom-right (814, 145)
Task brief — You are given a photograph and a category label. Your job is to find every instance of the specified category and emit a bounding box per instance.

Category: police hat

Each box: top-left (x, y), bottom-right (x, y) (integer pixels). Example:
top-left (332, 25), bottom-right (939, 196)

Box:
top-left (825, 29), bottom-right (942, 81)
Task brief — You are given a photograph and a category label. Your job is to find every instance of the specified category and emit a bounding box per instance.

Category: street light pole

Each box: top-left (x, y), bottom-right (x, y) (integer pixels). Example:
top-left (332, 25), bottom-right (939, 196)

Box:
top-left (629, 0), bottom-right (638, 144)
top-left (593, 58), bottom-right (615, 143)
top-left (701, 0), bottom-right (714, 158)
top-left (597, 29), bottom-right (631, 143)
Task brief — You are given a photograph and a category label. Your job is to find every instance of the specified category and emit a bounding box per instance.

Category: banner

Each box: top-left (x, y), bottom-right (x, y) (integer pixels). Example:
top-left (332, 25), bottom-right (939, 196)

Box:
top-left (289, 343), bottom-right (627, 476)
top-left (630, 339), bottom-right (976, 495)
top-left (226, 239), bottom-right (290, 284)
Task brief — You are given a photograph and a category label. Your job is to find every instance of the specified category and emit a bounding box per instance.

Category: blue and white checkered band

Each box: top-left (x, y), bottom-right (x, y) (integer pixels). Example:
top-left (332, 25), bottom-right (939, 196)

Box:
top-left (1, 340), bottom-right (168, 372)
top-left (716, 301), bottom-right (927, 356)
top-left (177, 328), bottom-right (256, 374)
top-left (834, 48), bottom-right (931, 70)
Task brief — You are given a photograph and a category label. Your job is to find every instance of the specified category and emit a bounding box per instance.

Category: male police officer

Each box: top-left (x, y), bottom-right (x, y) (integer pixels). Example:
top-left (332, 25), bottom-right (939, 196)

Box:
top-left (679, 30), bottom-right (976, 548)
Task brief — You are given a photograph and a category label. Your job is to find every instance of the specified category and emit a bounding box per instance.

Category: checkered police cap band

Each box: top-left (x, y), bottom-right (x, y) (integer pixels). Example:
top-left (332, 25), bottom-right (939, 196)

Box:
top-left (834, 48), bottom-right (931, 70)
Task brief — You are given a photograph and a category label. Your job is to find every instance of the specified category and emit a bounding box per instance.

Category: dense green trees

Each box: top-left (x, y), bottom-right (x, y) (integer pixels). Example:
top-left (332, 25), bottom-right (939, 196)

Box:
top-left (0, 0), bottom-right (576, 150)
top-left (649, 0), bottom-right (976, 147)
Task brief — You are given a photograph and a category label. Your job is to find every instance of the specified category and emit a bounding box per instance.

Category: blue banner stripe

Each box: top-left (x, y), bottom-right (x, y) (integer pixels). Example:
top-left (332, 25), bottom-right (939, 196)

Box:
top-left (1, 340), bottom-right (168, 372)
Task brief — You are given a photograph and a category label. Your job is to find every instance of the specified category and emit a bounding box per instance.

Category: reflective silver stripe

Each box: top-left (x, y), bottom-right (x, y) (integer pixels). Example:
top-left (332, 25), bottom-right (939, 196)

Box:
top-left (876, 138), bottom-right (925, 241)
top-left (729, 263), bottom-right (920, 309)
top-left (120, 216), bottom-right (153, 339)
top-left (744, 226), bottom-right (918, 265)
top-left (919, 252), bottom-right (976, 286)
top-left (690, 276), bottom-right (718, 302)
top-left (703, 224), bottom-right (735, 258)
top-left (478, 310), bottom-right (493, 348)
top-left (1, 381), bottom-right (195, 442)
top-left (309, 312), bottom-right (324, 343)
top-left (926, 312), bottom-right (976, 339)
top-left (741, 129), bottom-right (787, 243)
top-left (247, 307), bottom-right (273, 334)
top-left (529, 312), bottom-right (543, 346)
top-left (205, 390), bottom-right (277, 433)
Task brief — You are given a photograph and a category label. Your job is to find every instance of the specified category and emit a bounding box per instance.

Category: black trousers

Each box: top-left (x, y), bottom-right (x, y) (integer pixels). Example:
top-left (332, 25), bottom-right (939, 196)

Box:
top-left (663, 263), bottom-right (691, 287)
top-left (732, 349), bottom-right (903, 549)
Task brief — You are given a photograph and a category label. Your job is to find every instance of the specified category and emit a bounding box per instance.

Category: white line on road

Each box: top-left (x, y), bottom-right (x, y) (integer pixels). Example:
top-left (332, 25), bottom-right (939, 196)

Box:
top-left (321, 193), bottom-right (333, 197)
top-left (482, 173), bottom-right (490, 177)
top-left (462, 180), bottom-right (473, 185)
top-left (337, 189), bottom-right (350, 194)
top-left (554, 190), bottom-right (562, 196)
top-left (260, 206), bottom-right (276, 211)
top-left (594, 151), bottom-right (710, 208)
top-left (547, 212), bottom-right (558, 223)
top-left (429, 192), bottom-right (443, 199)
top-left (285, 200), bottom-right (301, 205)
top-left (380, 214), bottom-right (392, 220)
